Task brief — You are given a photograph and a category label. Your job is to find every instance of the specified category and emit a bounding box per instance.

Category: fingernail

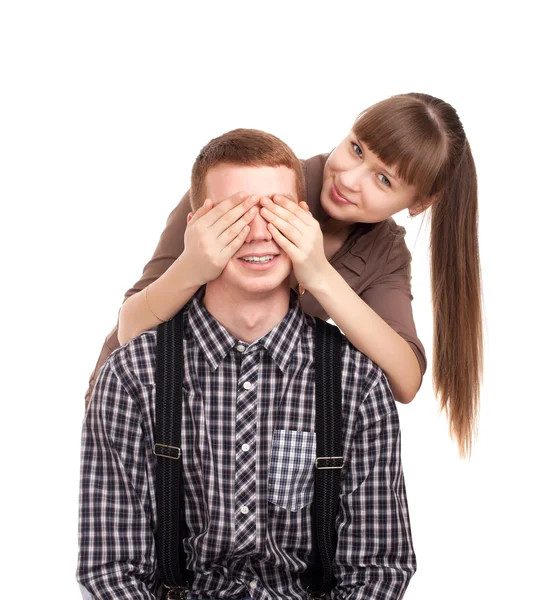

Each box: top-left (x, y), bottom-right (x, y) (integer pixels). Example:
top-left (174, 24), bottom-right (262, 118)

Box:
top-left (249, 195), bottom-right (259, 204)
top-left (274, 195), bottom-right (283, 202)
top-left (238, 192), bottom-right (247, 200)
top-left (261, 197), bottom-right (271, 205)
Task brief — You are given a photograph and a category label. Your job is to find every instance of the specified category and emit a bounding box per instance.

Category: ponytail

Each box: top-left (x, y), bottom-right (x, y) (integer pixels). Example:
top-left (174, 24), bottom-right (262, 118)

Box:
top-left (430, 140), bottom-right (484, 458)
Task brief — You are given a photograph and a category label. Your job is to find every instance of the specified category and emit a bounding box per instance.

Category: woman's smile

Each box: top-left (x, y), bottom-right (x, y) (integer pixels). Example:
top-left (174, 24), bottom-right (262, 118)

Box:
top-left (330, 181), bottom-right (357, 206)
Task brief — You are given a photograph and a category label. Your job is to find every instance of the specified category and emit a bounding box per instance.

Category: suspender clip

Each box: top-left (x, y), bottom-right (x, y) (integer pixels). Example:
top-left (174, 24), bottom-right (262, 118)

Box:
top-left (153, 443), bottom-right (182, 459)
top-left (164, 584), bottom-right (189, 599)
top-left (315, 456), bottom-right (344, 470)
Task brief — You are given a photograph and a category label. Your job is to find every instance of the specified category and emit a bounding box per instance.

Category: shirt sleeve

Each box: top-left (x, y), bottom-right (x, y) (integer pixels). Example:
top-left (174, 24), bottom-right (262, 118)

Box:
top-left (359, 232), bottom-right (427, 389)
top-left (332, 372), bottom-right (417, 599)
top-left (77, 357), bottom-right (160, 599)
top-left (84, 190), bottom-right (192, 408)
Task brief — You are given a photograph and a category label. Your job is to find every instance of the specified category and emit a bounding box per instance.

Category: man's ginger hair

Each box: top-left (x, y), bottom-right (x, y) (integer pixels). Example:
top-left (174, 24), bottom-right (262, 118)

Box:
top-left (190, 128), bottom-right (305, 211)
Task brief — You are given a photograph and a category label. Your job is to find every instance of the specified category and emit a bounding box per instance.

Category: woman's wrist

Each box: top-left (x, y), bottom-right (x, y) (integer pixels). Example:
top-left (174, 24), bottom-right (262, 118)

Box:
top-left (303, 261), bottom-right (338, 298)
top-left (117, 254), bottom-right (202, 345)
top-left (171, 252), bottom-right (207, 291)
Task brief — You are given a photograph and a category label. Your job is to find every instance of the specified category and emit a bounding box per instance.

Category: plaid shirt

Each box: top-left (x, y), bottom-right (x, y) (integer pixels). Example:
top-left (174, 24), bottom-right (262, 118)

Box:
top-left (78, 288), bottom-right (416, 600)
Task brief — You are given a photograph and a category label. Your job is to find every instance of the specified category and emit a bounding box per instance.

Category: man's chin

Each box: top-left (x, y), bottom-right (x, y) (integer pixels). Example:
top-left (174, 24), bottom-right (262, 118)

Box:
top-left (235, 277), bottom-right (291, 296)
top-left (217, 270), bottom-right (292, 296)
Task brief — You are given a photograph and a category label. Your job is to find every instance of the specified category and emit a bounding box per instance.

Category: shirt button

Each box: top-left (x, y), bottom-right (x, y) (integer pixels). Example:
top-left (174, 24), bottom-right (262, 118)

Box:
top-left (242, 381), bottom-right (252, 390)
top-left (236, 344), bottom-right (246, 353)
top-left (250, 581), bottom-right (257, 589)
top-left (240, 505), bottom-right (250, 514)
top-left (241, 443), bottom-right (250, 452)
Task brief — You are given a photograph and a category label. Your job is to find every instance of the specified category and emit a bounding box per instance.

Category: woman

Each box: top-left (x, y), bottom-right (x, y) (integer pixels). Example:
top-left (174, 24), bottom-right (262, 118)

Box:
top-left (86, 92), bottom-right (483, 458)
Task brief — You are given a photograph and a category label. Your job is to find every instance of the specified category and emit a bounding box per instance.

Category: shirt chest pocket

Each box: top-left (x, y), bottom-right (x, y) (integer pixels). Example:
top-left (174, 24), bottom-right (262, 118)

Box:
top-left (268, 430), bottom-right (316, 512)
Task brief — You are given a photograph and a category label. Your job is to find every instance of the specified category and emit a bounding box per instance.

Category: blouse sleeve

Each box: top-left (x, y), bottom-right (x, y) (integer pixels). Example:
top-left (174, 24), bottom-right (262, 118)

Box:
top-left (359, 231), bottom-right (428, 390)
top-left (84, 190), bottom-right (192, 407)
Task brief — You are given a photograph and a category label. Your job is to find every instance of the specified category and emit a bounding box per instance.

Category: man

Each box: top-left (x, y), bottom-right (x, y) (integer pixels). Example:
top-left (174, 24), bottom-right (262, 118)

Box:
top-left (77, 129), bottom-right (416, 599)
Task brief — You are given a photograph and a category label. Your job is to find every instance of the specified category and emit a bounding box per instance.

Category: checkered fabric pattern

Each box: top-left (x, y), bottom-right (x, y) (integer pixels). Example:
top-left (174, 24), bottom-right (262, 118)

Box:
top-left (77, 288), bottom-right (416, 599)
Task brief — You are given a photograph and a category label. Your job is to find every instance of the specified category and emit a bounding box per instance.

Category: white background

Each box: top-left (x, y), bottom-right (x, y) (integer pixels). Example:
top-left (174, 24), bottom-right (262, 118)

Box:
top-left (1, 1), bottom-right (557, 598)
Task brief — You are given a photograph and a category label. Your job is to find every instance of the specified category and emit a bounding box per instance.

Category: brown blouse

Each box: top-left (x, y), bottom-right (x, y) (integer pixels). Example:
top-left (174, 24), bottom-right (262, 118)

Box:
top-left (85, 153), bottom-right (427, 405)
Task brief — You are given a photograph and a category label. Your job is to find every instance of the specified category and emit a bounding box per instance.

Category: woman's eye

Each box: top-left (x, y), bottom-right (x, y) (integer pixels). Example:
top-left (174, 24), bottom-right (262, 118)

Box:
top-left (351, 142), bottom-right (363, 158)
top-left (378, 174), bottom-right (391, 187)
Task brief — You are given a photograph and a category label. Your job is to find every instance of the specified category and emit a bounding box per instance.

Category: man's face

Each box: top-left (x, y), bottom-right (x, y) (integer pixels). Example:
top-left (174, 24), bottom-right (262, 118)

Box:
top-left (204, 164), bottom-right (298, 296)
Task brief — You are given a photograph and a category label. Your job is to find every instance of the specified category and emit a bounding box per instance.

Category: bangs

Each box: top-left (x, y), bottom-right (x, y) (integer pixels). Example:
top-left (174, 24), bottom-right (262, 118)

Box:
top-left (353, 96), bottom-right (449, 196)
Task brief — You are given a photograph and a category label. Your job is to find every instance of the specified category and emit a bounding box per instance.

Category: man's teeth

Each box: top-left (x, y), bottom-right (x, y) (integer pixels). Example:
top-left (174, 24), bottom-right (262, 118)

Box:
top-left (241, 255), bottom-right (276, 263)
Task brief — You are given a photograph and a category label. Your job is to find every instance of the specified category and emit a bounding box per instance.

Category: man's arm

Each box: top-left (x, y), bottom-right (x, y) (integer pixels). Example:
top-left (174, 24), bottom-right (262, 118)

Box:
top-left (333, 371), bottom-right (417, 600)
top-left (77, 357), bottom-right (160, 599)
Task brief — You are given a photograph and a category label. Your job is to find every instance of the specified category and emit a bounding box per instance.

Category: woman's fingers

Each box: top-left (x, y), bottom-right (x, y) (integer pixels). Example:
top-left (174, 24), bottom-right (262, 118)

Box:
top-left (272, 195), bottom-right (315, 225)
top-left (221, 223), bottom-right (252, 259)
top-left (199, 192), bottom-right (249, 228)
top-left (260, 201), bottom-right (304, 244)
top-left (219, 205), bottom-right (258, 245)
top-left (187, 199), bottom-right (213, 225)
top-left (214, 194), bottom-right (259, 238)
top-left (267, 223), bottom-right (301, 261)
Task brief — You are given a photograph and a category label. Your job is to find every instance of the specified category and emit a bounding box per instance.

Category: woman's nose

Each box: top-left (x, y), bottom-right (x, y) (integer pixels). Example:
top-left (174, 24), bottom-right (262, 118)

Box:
top-left (338, 165), bottom-right (364, 192)
top-left (245, 208), bottom-right (273, 243)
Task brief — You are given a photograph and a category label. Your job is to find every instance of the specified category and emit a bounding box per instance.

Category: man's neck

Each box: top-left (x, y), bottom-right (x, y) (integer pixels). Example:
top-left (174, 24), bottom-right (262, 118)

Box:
top-left (203, 282), bottom-right (292, 344)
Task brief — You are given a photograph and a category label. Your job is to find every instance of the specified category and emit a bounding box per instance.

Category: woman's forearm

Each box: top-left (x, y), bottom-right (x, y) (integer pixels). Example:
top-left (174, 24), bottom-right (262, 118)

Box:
top-left (117, 254), bottom-right (201, 345)
top-left (309, 265), bottom-right (422, 404)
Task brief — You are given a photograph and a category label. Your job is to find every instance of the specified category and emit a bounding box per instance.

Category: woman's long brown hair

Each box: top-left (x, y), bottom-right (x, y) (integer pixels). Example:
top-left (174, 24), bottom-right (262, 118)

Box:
top-left (354, 93), bottom-right (484, 458)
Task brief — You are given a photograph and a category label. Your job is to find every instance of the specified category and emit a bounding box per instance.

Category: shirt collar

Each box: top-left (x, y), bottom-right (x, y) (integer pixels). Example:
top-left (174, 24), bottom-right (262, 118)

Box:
top-left (187, 287), bottom-right (304, 373)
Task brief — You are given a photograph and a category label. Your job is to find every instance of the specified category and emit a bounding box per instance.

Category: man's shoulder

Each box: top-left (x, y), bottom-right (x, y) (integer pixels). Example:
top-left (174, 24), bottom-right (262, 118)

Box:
top-left (305, 316), bottom-right (395, 417)
top-left (341, 332), bottom-right (385, 390)
top-left (304, 316), bottom-right (383, 385)
top-left (344, 341), bottom-right (395, 421)
top-left (104, 327), bottom-right (159, 388)
top-left (85, 328), bottom-right (160, 417)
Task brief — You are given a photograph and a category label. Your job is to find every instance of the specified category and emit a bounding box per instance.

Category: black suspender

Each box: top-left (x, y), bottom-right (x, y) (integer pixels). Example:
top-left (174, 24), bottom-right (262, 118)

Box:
top-left (154, 312), bottom-right (344, 600)
top-left (153, 307), bottom-right (192, 599)
top-left (302, 318), bottom-right (344, 598)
